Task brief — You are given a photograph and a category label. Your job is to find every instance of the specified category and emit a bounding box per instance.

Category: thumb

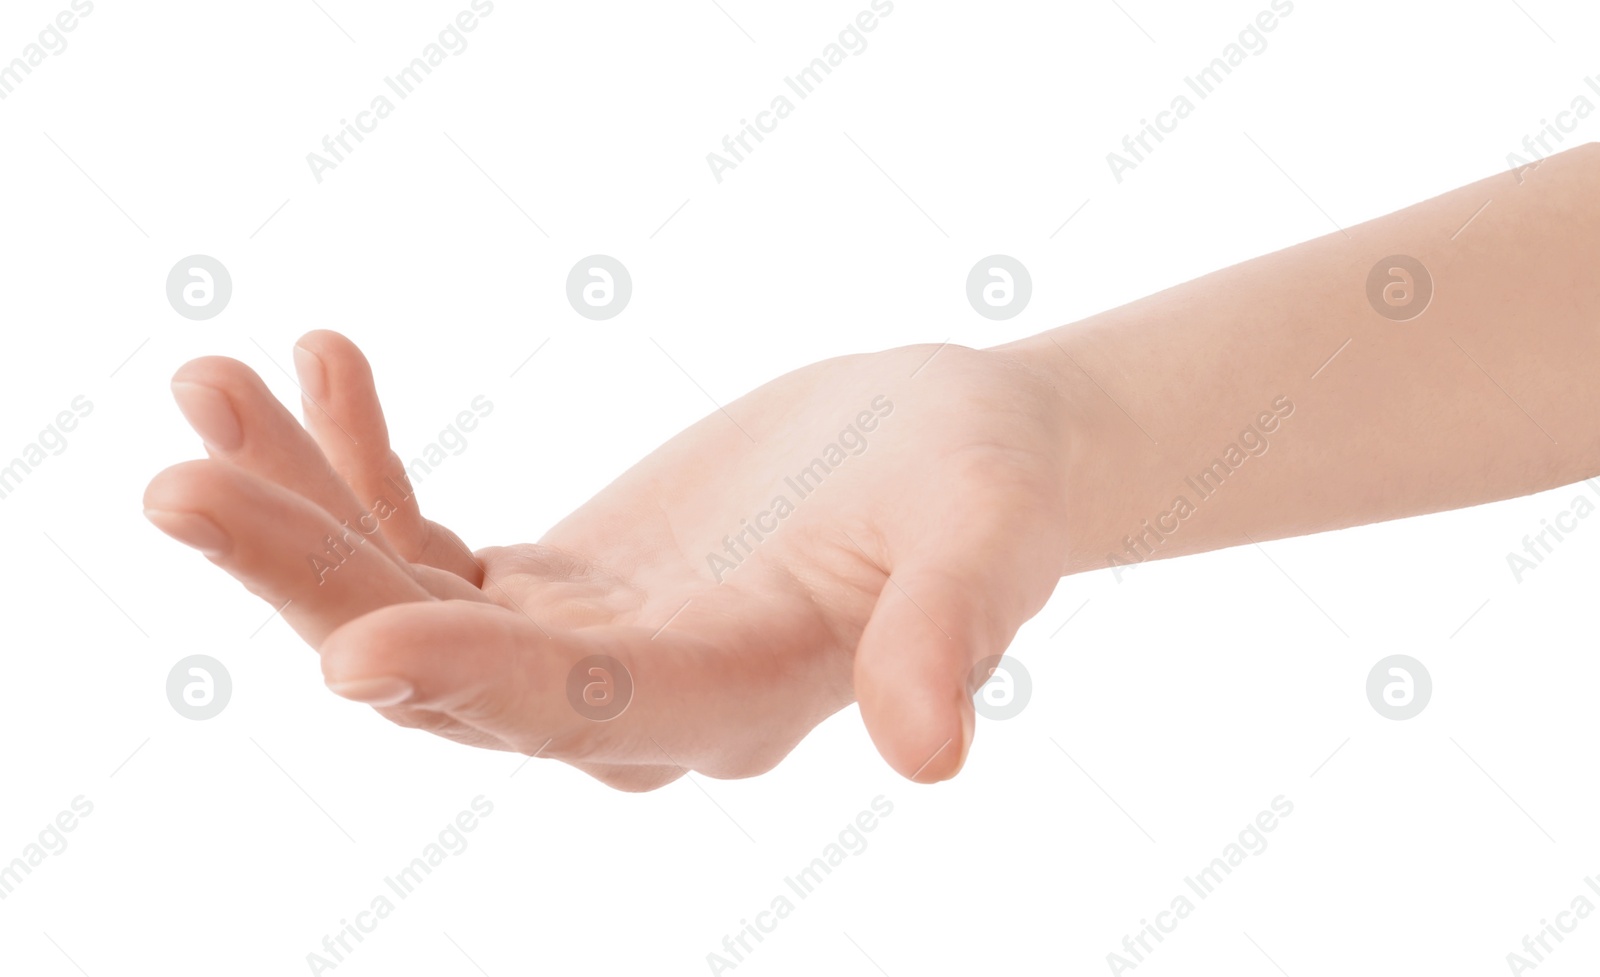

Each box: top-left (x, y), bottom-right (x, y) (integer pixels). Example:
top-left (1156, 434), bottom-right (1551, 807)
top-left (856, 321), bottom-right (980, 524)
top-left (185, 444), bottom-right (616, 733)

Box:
top-left (853, 532), bottom-right (1058, 783)
top-left (317, 600), bottom-right (686, 790)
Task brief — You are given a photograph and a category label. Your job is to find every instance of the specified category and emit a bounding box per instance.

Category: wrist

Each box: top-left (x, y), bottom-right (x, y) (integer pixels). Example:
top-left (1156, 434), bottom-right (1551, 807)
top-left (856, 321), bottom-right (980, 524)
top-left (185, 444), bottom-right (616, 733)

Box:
top-left (985, 326), bottom-right (1146, 578)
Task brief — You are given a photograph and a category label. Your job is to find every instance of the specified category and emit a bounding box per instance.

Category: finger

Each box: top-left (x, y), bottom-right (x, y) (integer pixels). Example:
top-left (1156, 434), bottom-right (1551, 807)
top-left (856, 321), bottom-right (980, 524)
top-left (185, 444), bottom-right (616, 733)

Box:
top-left (144, 459), bottom-right (435, 646)
top-left (360, 700), bottom-right (509, 753)
top-left (169, 356), bottom-right (403, 568)
top-left (169, 358), bottom-right (487, 605)
top-left (412, 563), bottom-right (495, 604)
top-left (320, 601), bottom-right (695, 789)
top-left (292, 330), bottom-right (484, 584)
top-left (317, 599), bottom-right (807, 780)
top-left (318, 599), bottom-right (620, 757)
top-left (853, 515), bottom-right (1060, 784)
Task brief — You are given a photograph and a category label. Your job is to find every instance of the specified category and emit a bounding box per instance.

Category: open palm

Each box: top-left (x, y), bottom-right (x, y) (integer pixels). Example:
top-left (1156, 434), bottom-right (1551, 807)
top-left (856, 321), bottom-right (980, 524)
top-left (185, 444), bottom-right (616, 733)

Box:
top-left (144, 332), bottom-right (1074, 790)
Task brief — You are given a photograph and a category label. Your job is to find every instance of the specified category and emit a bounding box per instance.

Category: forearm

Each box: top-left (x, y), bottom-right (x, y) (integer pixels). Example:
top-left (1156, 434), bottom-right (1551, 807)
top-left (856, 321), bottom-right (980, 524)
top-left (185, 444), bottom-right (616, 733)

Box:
top-left (1000, 142), bottom-right (1600, 576)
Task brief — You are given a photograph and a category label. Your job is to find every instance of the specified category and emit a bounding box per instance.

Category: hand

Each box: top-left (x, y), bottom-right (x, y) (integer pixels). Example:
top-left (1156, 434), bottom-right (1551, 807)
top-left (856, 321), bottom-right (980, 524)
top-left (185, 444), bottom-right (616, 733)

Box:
top-left (144, 332), bottom-right (1076, 790)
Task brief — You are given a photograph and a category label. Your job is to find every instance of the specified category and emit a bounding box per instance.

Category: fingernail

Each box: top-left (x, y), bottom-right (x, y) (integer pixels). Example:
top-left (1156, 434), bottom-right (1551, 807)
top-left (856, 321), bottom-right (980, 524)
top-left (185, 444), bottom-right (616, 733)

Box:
top-left (327, 677), bottom-right (414, 707)
top-left (170, 382), bottom-right (243, 452)
top-left (144, 508), bottom-right (230, 558)
top-left (293, 345), bottom-right (327, 402)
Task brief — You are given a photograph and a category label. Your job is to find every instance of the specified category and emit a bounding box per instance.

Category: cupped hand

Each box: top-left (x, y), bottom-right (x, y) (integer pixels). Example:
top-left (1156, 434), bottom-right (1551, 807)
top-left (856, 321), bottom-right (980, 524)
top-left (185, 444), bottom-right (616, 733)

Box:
top-left (144, 332), bottom-right (1075, 790)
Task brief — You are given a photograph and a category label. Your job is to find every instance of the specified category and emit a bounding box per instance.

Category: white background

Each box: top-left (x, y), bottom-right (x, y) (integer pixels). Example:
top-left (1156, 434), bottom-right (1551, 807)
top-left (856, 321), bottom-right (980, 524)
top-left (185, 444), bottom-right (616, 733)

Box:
top-left (2, 0), bottom-right (1598, 974)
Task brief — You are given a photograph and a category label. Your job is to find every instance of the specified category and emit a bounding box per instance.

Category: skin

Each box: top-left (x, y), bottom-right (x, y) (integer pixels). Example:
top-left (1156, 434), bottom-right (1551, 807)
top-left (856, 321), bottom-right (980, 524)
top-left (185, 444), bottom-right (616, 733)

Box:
top-left (144, 142), bottom-right (1600, 791)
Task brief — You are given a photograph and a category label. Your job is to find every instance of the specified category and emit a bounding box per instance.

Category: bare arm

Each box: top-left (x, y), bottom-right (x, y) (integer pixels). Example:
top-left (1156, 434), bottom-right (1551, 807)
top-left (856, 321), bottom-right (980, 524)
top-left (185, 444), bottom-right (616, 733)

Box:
top-left (1002, 142), bottom-right (1600, 575)
top-left (146, 143), bottom-right (1600, 786)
